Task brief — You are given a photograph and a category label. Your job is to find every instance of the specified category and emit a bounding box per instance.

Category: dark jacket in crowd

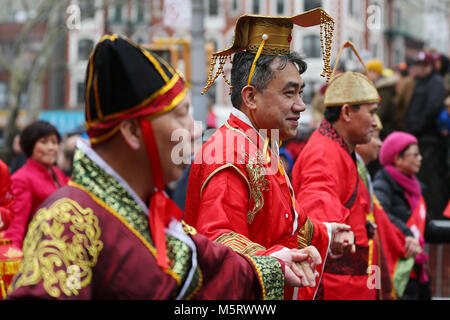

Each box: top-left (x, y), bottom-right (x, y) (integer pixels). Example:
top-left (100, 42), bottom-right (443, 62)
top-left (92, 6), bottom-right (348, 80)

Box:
top-left (373, 168), bottom-right (450, 243)
top-left (405, 72), bottom-right (446, 137)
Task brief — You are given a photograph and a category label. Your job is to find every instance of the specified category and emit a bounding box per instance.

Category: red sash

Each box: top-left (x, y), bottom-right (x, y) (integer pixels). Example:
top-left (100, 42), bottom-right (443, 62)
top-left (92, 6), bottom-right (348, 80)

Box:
top-left (406, 196), bottom-right (427, 280)
top-left (406, 196), bottom-right (426, 240)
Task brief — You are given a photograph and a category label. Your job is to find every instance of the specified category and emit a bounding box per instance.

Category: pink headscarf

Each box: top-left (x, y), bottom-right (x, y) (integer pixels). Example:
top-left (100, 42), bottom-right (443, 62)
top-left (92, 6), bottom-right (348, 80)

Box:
top-left (379, 131), bottom-right (421, 212)
top-left (379, 131), bottom-right (418, 166)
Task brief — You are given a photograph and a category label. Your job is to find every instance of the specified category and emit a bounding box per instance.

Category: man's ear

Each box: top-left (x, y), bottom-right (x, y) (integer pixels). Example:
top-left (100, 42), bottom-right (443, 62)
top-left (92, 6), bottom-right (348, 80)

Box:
top-left (340, 104), bottom-right (353, 122)
top-left (119, 119), bottom-right (143, 150)
top-left (241, 85), bottom-right (258, 111)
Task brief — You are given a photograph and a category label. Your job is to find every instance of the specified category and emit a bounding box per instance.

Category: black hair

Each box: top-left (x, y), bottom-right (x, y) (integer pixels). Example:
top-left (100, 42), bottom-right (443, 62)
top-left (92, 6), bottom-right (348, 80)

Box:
top-left (20, 120), bottom-right (61, 158)
top-left (324, 105), bottom-right (361, 124)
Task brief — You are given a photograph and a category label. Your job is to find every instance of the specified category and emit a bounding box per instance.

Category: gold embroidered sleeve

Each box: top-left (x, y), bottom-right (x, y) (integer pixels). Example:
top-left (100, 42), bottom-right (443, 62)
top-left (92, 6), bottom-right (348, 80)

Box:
top-left (11, 198), bottom-right (103, 298)
top-left (297, 217), bottom-right (314, 249)
top-left (215, 232), bottom-right (266, 255)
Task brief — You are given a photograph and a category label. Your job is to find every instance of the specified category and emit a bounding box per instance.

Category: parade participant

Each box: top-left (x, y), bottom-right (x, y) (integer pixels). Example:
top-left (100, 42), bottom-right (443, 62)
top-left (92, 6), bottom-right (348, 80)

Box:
top-left (3, 121), bottom-right (69, 250)
top-left (373, 131), bottom-right (450, 300)
top-left (0, 159), bottom-right (18, 299)
top-left (355, 115), bottom-right (420, 299)
top-left (184, 9), bottom-right (355, 300)
top-left (292, 41), bottom-right (382, 300)
top-left (7, 35), bottom-right (318, 300)
top-left (0, 159), bottom-right (14, 233)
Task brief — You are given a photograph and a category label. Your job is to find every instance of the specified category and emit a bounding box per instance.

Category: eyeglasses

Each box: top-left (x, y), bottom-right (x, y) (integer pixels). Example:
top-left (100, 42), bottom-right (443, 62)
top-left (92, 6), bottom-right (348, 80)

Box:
top-left (403, 152), bottom-right (421, 158)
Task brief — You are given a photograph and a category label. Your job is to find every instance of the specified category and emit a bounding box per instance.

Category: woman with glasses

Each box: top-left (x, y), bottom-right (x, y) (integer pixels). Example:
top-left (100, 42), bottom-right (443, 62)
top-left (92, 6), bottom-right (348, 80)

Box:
top-left (373, 131), bottom-right (450, 300)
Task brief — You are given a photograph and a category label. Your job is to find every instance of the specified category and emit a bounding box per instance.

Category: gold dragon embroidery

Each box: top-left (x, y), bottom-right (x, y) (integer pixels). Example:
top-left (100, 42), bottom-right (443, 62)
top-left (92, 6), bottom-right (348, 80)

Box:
top-left (12, 198), bottom-right (103, 298)
top-left (243, 147), bottom-right (270, 224)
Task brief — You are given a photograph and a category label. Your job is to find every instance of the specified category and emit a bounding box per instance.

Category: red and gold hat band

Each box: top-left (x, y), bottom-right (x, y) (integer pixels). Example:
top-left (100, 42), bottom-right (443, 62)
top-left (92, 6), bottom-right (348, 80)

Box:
top-left (87, 75), bottom-right (187, 146)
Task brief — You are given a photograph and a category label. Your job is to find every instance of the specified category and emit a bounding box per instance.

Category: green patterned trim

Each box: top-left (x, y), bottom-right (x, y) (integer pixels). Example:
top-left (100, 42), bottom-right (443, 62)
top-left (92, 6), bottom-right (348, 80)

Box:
top-left (246, 255), bottom-right (284, 300)
top-left (71, 148), bottom-right (201, 297)
top-left (72, 149), bottom-right (152, 243)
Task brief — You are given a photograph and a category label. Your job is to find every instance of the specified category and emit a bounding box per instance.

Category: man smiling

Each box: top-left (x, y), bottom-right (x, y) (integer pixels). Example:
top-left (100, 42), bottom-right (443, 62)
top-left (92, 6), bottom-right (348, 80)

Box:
top-left (184, 9), bottom-right (355, 300)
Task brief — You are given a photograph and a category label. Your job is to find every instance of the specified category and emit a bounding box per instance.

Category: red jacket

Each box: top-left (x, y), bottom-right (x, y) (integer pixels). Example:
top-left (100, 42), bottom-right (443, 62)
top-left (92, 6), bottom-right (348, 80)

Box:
top-left (185, 113), bottom-right (331, 300)
top-left (0, 159), bottom-right (14, 231)
top-left (292, 120), bottom-right (376, 300)
top-left (4, 158), bottom-right (69, 248)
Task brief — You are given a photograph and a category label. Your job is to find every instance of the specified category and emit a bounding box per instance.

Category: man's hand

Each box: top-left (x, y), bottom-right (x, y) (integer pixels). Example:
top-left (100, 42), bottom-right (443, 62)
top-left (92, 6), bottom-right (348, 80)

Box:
top-left (405, 236), bottom-right (422, 258)
top-left (329, 223), bottom-right (356, 257)
top-left (272, 246), bottom-right (322, 287)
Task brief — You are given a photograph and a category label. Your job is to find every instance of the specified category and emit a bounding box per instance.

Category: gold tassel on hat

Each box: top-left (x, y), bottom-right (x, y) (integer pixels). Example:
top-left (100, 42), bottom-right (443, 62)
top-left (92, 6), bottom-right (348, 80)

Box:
top-left (201, 8), bottom-right (335, 95)
top-left (202, 54), bottom-right (233, 95)
top-left (319, 9), bottom-right (335, 82)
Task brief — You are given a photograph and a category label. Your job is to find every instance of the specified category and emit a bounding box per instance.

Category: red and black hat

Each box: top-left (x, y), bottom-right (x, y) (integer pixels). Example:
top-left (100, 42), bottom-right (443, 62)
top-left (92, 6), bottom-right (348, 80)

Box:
top-left (85, 34), bottom-right (187, 146)
top-left (84, 35), bottom-right (188, 271)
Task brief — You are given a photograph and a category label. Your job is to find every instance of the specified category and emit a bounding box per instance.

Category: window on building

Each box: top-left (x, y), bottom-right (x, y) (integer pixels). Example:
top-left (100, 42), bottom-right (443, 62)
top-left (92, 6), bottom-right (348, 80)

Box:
top-left (303, 80), bottom-right (316, 106)
top-left (349, 0), bottom-right (354, 16)
top-left (395, 49), bottom-right (401, 65)
top-left (372, 43), bottom-right (378, 58)
top-left (395, 8), bottom-right (401, 28)
top-left (276, 0), bottom-right (284, 15)
top-left (304, 35), bottom-right (321, 58)
top-left (114, 5), bottom-right (123, 22)
top-left (137, 0), bottom-right (145, 23)
top-left (80, 0), bottom-right (96, 20)
top-left (77, 82), bottom-right (85, 106)
top-left (231, 0), bottom-right (239, 13)
top-left (252, 0), bottom-right (260, 14)
top-left (209, 0), bottom-right (219, 16)
top-left (0, 82), bottom-right (7, 109)
top-left (78, 39), bottom-right (94, 61)
top-left (304, 0), bottom-right (322, 12)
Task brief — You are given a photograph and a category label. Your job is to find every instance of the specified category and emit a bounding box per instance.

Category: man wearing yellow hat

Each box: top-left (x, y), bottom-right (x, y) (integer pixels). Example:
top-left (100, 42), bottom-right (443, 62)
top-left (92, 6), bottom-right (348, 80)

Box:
top-left (185, 9), bottom-right (356, 300)
top-left (292, 42), bottom-right (382, 299)
top-left (7, 35), bottom-right (317, 300)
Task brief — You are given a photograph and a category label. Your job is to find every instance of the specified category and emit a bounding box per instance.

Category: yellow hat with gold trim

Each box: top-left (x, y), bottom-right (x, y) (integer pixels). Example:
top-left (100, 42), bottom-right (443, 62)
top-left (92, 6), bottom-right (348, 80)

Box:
top-left (203, 8), bottom-right (335, 94)
top-left (324, 41), bottom-right (380, 107)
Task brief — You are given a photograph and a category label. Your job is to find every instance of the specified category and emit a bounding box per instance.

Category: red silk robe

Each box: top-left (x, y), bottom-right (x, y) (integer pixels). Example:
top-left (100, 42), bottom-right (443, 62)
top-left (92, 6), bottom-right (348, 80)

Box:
top-left (7, 144), bottom-right (285, 300)
top-left (292, 120), bottom-right (376, 300)
top-left (185, 112), bottom-right (331, 300)
top-left (0, 159), bottom-right (14, 232)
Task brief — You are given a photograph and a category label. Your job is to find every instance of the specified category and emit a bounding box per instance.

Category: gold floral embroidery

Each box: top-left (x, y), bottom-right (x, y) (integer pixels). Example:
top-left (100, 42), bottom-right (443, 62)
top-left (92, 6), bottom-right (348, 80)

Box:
top-left (12, 198), bottom-right (104, 298)
top-left (244, 148), bottom-right (270, 224)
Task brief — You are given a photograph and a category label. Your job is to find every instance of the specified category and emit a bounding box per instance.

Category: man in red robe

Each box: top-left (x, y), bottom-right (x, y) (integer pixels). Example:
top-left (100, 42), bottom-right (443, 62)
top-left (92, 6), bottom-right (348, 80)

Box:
top-left (7, 35), bottom-right (313, 300)
top-left (292, 42), bottom-right (383, 299)
top-left (185, 10), bottom-right (355, 300)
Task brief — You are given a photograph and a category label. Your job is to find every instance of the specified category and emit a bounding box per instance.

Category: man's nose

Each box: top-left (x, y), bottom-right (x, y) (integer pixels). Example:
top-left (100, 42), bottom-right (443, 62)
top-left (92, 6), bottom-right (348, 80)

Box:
top-left (293, 97), bottom-right (306, 112)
